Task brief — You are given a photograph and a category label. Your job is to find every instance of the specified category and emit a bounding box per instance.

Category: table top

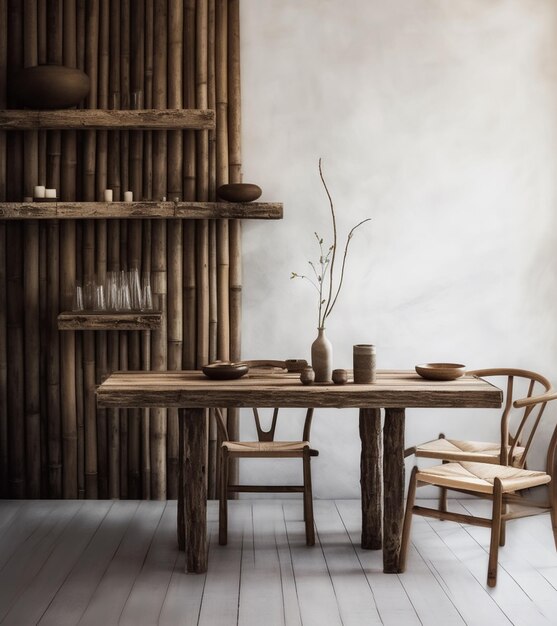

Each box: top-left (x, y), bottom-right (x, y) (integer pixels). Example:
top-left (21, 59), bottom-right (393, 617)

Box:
top-left (96, 370), bottom-right (503, 409)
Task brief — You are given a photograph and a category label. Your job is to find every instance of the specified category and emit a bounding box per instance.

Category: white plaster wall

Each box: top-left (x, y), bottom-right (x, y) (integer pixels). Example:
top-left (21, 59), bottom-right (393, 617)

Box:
top-left (238, 0), bottom-right (557, 498)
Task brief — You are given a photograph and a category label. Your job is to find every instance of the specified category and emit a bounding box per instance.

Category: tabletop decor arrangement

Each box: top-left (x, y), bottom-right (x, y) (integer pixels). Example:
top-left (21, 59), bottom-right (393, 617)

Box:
top-left (291, 159), bottom-right (371, 382)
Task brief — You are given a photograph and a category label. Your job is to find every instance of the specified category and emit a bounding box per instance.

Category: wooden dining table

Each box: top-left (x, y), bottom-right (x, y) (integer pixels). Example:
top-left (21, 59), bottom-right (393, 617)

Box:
top-left (96, 369), bottom-right (502, 574)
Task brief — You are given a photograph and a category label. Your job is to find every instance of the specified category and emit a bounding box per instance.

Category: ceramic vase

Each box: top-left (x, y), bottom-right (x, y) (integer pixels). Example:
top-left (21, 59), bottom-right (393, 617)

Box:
top-left (311, 327), bottom-right (333, 383)
top-left (11, 65), bottom-right (90, 109)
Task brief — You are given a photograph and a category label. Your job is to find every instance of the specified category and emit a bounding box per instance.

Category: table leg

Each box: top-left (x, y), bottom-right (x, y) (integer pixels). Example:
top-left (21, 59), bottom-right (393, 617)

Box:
top-left (359, 408), bottom-right (382, 549)
top-left (182, 407), bottom-right (208, 573)
top-left (383, 407), bottom-right (405, 573)
top-left (177, 412), bottom-right (185, 551)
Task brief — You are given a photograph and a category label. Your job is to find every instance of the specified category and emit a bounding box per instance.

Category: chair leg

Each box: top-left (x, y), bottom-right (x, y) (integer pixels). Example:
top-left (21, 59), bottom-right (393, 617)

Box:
top-left (219, 449), bottom-right (229, 546)
top-left (438, 434), bottom-right (448, 515)
top-left (303, 449), bottom-right (315, 546)
top-left (550, 482), bottom-right (557, 551)
top-left (499, 503), bottom-right (507, 547)
top-left (488, 478), bottom-right (503, 587)
top-left (399, 466), bottom-right (419, 573)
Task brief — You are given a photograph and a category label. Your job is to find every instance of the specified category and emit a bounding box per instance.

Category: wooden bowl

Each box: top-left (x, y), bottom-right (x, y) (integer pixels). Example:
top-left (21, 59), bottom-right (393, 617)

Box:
top-left (202, 362), bottom-right (249, 380)
top-left (217, 183), bottom-right (262, 203)
top-left (11, 65), bottom-right (90, 109)
top-left (415, 363), bottom-right (466, 381)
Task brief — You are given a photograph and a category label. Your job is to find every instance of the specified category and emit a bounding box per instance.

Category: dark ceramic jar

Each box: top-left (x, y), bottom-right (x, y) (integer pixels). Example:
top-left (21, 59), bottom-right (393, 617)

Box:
top-left (11, 65), bottom-right (90, 109)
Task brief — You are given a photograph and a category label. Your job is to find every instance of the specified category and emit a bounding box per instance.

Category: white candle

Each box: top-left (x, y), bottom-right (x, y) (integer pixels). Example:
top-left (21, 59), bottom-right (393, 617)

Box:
top-left (104, 189), bottom-right (113, 202)
top-left (45, 188), bottom-right (56, 198)
top-left (124, 191), bottom-right (133, 202)
top-left (34, 185), bottom-right (45, 198)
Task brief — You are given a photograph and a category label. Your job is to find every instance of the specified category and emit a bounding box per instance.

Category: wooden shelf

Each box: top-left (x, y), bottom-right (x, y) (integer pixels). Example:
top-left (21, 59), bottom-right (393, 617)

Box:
top-left (0, 108), bottom-right (215, 130)
top-left (0, 201), bottom-right (283, 220)
top-left (58, 311), bottom-right (162, 331)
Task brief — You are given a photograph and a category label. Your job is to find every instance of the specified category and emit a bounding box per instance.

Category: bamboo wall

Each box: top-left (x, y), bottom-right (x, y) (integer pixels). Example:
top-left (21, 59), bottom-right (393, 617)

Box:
top-left (0, 0), bottom-right (242, 500)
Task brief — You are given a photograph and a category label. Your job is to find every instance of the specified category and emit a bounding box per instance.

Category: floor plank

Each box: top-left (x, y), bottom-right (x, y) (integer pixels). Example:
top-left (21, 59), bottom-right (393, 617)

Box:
top-left (283, 501), bottom-right (343, 626)
top-left (197, 501), bottom-right (249, 626)
top-left (2, 501), bottom-right (112, 626)
top-left (0, 501), bottom-right (82, 622)
top-left (335, 500), bottom-right (421, 626)
top-left (313, 500), bottom-right (382, 626)
top-left (0, 500), bottom-right (56, 569)
top-left (38, 501), bottom-right (140, 626)
top-left (119, 502), bottom-right (180, 626)
top-left (238, 501), bottom-right (286, 626)
top-left (77, 500), bottom-right (165, 626)
top-left (0, 501), bottom-right (24, 538)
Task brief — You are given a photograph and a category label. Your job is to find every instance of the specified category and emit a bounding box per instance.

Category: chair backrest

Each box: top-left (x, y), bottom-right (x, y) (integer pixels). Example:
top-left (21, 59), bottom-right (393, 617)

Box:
top-left (468, 368), bottom-right (552, 467)
top-left (213, 360), bottom-right (314, 444)
top-left (513, 389), bottom-right (557, 479)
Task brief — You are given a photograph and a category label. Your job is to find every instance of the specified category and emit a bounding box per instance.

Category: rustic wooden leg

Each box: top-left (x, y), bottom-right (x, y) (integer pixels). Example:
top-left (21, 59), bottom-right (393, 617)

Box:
top-left (360, 408), bottom-right (382, 549)
top-left (303, 447), bottom-right (315, 546)
top-left (219, 447), bottom-right (229, 546)
top-left (399, 466), bottom-right (418, 573)
top-left (183, 408), bottom-right (208, 573)
top-left (488, 478), bottom-right (503, 587)
top-left (177, 412), bottom-right (185, 551)
top-left (383, 407), bottom-right (405, 573)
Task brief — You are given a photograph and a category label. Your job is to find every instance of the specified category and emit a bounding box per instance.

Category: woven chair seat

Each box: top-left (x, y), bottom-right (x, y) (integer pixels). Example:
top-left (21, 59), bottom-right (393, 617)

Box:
top-left (415, 437), bottom-right (525, 465)
top-left (222, 440), bottom-right (314, 457)
top-left (417, 461), bottom-right (551, 495)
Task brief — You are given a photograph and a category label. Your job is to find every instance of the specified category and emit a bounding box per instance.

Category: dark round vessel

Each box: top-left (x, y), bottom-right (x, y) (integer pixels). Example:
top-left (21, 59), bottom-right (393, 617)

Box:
top-left (11, 65), bottom-right (90, 109)
top-left (217, 183), bottom-right (262, 203)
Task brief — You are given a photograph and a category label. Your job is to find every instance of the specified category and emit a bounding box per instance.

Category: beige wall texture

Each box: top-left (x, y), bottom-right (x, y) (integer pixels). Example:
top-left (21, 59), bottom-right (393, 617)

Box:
top-left (238, 0), bottom-right (557, 497)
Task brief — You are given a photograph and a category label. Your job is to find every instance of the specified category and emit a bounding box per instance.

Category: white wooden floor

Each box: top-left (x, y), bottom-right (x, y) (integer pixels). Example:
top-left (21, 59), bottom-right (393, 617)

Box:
top-left (0, 499), bottom-right (556, 626)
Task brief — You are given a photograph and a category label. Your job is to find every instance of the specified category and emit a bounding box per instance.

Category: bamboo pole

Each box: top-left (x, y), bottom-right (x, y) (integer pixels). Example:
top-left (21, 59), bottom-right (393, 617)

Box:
top-left (227, 0), bottom-right (243, 481)
top-left (119, 2), bottom-right (130, 497)
top-left (60, 0), bottom-right (79, 500)
top-left (143, 0), bottom-right (153, 202)
top-left (43, 0), bottom-right (65, 497)
top-left (150, 0), bottom-right (168, 500)
top-left (94, 0), bottom-right (109, 499)
top-left (196, 0), bottom-right (209, 370)
top-left (107, 332), bottom-right (119, 499)
top-left (6, 0), bottom-right (24, 499)
top-left (126, 0), bottom-right (145, 500)
top-left (165, 0), bottom-right (184, 500)
top-left (0, 218), bottom-right (5, 498)
top-left (95, 223), bottom-right (108, 498)
top-left (106, 0), bottom-right (120, 500)
top-left (120, 0), bottom-right (130, 197)
top-left (6, 0), bottom-right (24, 496)
top-left (0, 0), bottom-right (6, 494)
top-left (6, 222), bottom-right (24, 498)
top-left (81, 0), bottom-right (99, 499)
top-left (141, 0), bottom-right (154, 500)
top-left (0, 0), bottom-right (5, 492)
top-left (216, 0), bottom-right (230, 360)
top-left (206, 0), bottom-right (218, 497)
top-left (183, 0), bottom-right (196, 372)
top-left (75, 312), bottom-right (85, 497)
top-left (141, 219), bottom-right (152, 499)
top-left (22, 0), bottom-right (41, 498)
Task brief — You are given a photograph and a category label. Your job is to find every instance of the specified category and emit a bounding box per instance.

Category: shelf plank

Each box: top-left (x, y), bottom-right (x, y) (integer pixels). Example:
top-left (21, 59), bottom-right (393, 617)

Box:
top-left (0, 201), bottom-right (283, 220)
top-left (174, 202), bottom-right (283, 220)
top-left (57, 311), bottom-right (163, 331)
top-left (0, 109), bottom-right (215, 130)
